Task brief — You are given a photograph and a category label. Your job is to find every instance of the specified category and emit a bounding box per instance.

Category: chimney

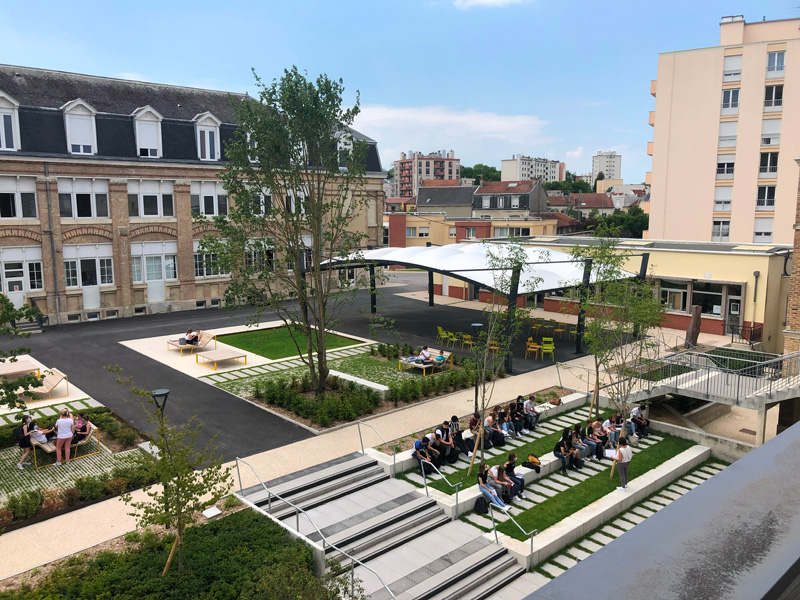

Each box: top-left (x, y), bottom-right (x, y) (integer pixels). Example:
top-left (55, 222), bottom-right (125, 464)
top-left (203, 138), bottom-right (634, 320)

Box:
top-left (479, 176), bottom-right (485, 187)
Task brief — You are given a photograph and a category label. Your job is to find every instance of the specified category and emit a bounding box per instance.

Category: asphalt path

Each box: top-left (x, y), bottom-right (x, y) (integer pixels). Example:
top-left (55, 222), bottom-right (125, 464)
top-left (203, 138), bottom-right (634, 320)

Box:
top-left (0, 272), bottom-right (584, 460)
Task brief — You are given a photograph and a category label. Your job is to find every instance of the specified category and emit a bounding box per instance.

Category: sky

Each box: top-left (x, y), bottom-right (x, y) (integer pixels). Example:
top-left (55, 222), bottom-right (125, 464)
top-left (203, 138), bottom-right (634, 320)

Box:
top-left (2, 0), bottom-right (797, 182)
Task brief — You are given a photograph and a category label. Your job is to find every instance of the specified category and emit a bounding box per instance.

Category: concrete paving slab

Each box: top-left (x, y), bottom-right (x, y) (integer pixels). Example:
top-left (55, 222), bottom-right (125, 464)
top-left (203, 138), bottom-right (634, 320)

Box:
top-left (526, 493), bottom-right (548, 503)
top-left (570, 548), bottom-right (591, 561)
top-left (691, 470), bottom-right (713, 479)
top-left (553, 555), bottom-right (578, 569)
top-left (39, 406), bottom-right (58, 416)
top-left (682, 475), bottom-right (706, 485)
top-left (591, 532), bottom-right (616, 545)
top-left (540, 563), bottom-right (566, 578)
top-left (675, 480), bottom-right (699, 490)
top-left (631, 507), bottom-right (655, 519)
top-left (530, 484), bottom-right (558, 497)
top-left (463, 513), bottom-right (491, 528)
top-left (660, 490), bottom-right (683, 500)
top-left (551, 474), bottom-right (580, 487)
top-left (579, 540), bottom-right (603, 552)
top-left (612, 518), bottom-right (636, 531)
top-left (641, 502), bottom-right (665, 512)
top-left (540, 479), bottom-right (568, 492)
top-left (601, 525), bottom-right (625, 538)
top-left (620, 512), bottom-right (645, 525)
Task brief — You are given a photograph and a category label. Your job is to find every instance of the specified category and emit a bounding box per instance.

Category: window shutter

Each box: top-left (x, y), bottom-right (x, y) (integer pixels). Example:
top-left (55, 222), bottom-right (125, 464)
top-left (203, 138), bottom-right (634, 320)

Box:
top-left (718, 121), bottom-right (737, 137)
top-left (723, 55), bottom-right (742, 72)
top-left (68, 114), bottom-right (93, 146)
top-left (137, 120), bottom-right (160, 153)
top-left (761, 119), bottom-right (781, 135)
top-left (713, 187), bottom-right (733, 201)
top-left (717, 154), bottom-right (735, 163)
top-left (754, 218), bottom-right (773, 233)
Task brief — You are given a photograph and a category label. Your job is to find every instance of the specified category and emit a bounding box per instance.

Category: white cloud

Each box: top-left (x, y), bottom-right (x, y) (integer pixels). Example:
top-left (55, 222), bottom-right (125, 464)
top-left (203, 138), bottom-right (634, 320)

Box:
top-left (565, 146), bottom-right (583, 159)
top-left (354, 104), bottom-right (552, 169)
top-left (113, 72), bottom-right (150, 82)
top-left (453, 0), bottom-right (532, 8)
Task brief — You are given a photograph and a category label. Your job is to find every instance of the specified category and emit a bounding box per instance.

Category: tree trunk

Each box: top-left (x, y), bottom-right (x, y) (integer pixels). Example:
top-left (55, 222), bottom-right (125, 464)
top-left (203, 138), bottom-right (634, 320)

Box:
top-left (162, 534), bottom-right (179, 576)
top-left (686, 305), bottom-right (701, 347)
top-left (177, 527), bottom-right (184, 573)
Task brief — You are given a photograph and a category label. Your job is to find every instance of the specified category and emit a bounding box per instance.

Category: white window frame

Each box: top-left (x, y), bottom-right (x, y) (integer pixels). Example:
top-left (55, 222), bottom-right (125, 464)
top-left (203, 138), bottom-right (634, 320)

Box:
top-left (765, 85), bottom-right (783, 110)
top-left (62, 244), bottom-right (115, 288)
top-left (406, 227), bottom-right (417, 238)
top-left (713, 186), bottom-right (733, 212)
top-left (57, 178), bottom-right (109, 219)
top-left (722, 55), bottom-right (742, 82)
top-left (190, 181), bottom-right (228, 216)
top-left (511, 196), bottom-right (520, 209)
top-left (761, 119), bottom-right (781, 146)
top-left (128, 180), bottom-right (175, 218)
top-left (0, 91), bottom-right (21, 152)
top-left (712, 219), bottom-right (730, 242)
top-left (754, 218), bottom-right (773, 243)
top-left (716, 155), bottom-right (735, 179)
top-left (721, 89), bottom-right (739, 112)
top-left (756, 185), bottom-right (776, 210)
top-left (193, 112), bottom-right (221, 161)
top-left (494, 227), bottom-right (509, 238)
top-left (0, 176), bottom-right (37, 219)
top-left (193, 252), bottom-right (227, 278)
top-left (718, 121), bottom-right (737, 148)
top-left (448, 226), bottom-right (456, 238)
top-left (131, 106), bottom-right (163, 158)
top-left (759, 152), bottom-right (779, 175)
top-left (481, 197), bottom-right (490, 209)
top-left (61, 99), bottom-right (98, 155)
top-left (131, 242), bottom-right (179, 283)
top-left (767, 51), bottom-right (785, 77)
top-left (466, 227), bottom-right (477, 238)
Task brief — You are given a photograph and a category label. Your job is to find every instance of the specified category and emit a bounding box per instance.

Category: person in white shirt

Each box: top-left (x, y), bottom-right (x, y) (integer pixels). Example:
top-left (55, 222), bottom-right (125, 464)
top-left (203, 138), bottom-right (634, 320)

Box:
top-left (522, 396), bottom-right (540, 430)
top-left (54, 409), bottom-right (75, 466)
top-left (29, 421), bottom-right (54, 445)
top-left (602, 417), bottom-right (619, 447)
top-left (630, 405), bottom-right (650, 438)
top-left (419, 346), bottom-right (432, 364)
top-left (613, 437), bottom-right (634, 491)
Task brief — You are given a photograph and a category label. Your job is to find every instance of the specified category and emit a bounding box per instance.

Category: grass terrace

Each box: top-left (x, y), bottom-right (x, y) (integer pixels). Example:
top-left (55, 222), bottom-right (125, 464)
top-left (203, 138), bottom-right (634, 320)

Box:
top-left (218, 326), bottom-right (359, 360)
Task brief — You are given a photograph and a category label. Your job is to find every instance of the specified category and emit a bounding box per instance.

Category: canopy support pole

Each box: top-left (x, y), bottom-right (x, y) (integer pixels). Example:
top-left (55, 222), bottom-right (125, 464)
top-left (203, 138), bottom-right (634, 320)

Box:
top-left (426, 242), bottom-right (435, 307)
top-left (576, 259), bottom-right (592, 354)
top-left (504, 264), bottom-right (522, 374)
top-left (369, 264), bottom-right (377, 314)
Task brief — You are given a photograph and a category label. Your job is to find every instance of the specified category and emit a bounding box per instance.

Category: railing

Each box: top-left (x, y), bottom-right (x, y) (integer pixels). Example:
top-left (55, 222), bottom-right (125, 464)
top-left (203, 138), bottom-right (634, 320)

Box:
top-left (487, 503), bottom-right (538, 567)
top-left (420, 460), bottom-right (463, 518)
top-left (357, 421), bottom-right (396, 477)
top-left (729, 323), bottom-right (763, 346)
top-left (235, 457), bottom-right (397, 600)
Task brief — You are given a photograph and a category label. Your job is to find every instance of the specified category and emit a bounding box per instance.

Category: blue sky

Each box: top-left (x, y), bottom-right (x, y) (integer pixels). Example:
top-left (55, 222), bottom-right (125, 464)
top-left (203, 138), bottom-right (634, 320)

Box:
top-left (2, 0), bottom-right (796, 181)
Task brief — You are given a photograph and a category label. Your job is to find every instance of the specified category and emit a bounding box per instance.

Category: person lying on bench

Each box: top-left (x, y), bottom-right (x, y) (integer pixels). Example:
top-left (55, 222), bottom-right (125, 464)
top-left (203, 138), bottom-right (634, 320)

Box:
top-left (402, 351), bottom-right (423, 363)
top-left (419, 346), bottom-right (433, 364)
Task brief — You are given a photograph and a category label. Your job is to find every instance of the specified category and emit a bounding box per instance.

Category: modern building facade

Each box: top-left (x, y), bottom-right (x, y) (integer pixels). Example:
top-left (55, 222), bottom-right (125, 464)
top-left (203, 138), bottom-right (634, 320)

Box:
top-left (591, 151), bottom-right (621, 182)
top-left (648, 16), bottom-right (796, 244)
top-left (0, 65), bottom-right (384, 324)
top-left (500, 155), bottom-right (565, 183)
top-left (393, 150), bottom-right (460, 197)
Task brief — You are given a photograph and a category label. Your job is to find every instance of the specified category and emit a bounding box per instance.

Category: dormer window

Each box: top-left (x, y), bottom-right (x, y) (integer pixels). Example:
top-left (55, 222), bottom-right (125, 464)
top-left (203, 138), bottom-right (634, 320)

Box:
top-left (0, 91), bottom-right (21, 152)
top-left (131, 106), bottom-right (163, 158)
top-left (193, 112), bottom-right (221, 161)
top-left (61, 99), bottom-right (97, 155)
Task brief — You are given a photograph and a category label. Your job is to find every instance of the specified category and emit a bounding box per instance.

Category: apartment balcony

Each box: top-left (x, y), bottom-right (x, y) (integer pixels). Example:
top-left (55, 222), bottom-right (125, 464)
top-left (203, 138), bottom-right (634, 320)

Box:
top-left (648, 111), bottom-right (655, 126)
top-left (647, 141), bottom-right (654, 156)
top-left (759, 165), bottom-right (778, 179)
top-left (645, 171), bottom-right (652, 185)
top-left (650, 79), bottom-right (657, 97)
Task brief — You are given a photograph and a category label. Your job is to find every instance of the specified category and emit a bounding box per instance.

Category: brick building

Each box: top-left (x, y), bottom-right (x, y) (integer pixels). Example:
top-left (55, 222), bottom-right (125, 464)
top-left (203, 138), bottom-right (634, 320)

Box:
top-left (0, 65), bottom-right (384, 324)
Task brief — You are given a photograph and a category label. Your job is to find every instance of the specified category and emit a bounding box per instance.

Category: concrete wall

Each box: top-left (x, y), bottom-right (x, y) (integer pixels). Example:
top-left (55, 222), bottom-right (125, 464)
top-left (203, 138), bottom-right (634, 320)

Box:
top-left (684, 401), bottom-right (732, 427)
top-left (650, 419), bottom-right (753, 462)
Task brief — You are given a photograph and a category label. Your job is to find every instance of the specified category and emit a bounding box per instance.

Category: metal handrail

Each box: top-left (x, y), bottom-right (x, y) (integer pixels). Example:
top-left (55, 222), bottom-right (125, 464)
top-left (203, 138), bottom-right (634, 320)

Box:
top-left (357, 420), bottom-right (396, 477)
top-left (419, 459), bottom-right (463, 518)
top-left (487, 503), bottom-right (538, 567)
top-left (235, 457), bottom-right (397, 600)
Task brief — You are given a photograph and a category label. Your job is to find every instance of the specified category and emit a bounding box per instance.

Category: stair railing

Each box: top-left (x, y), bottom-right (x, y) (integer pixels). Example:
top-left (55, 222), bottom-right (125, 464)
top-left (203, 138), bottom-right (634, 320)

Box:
top-left (419, 460), bottom-right (463, 518)
top-left (235, 457), bottom-right (397, 600)
top-left (357, 420), bottom-right (396, 477)
top-left (487, 502), bottom-right (538, 568)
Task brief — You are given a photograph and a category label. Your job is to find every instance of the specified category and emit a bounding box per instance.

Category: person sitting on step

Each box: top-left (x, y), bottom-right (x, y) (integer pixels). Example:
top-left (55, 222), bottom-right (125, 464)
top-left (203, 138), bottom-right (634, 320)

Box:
top-left (507, 401), bottom-right (526, 435)
top-left (412, 437), bottom-right (435, 475)
top-left (488, 464), bottom-right (515, 502)
top-left (435, 421), bottom-right (459, 461)
top-left (630, 404), bottom-right (651, 438)
top-left (470, 411), bottom-right (492, 450)
top-left (522, 394), bottom-right (541, 430)
top-left (591, 417), bottom-right (609, 448)
top-left (571, 424), bottom-right (591, 460)
top-left (477, 463), bottom-right (506, 509)
top-left (582, 421), bottom-right (604, 461)
top-left (504, 452), bottom-right (526, 500)
top-left (450, 415), bottom-right (474, 457)
top-left (485, 411), bottom-right (505, 446)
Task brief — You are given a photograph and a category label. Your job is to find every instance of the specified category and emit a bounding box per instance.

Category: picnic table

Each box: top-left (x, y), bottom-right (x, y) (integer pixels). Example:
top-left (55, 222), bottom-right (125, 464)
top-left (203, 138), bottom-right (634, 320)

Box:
top-left (0, 359), bottom-right (41, 378)
top-left (195, 349), bottom-right (248, 371)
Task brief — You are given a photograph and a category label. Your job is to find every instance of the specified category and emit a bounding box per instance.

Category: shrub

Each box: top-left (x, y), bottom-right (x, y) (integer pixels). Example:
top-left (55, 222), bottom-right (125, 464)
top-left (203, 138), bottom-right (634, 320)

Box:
top-left (300, 373), bottom-right (312, 393)
top-left (40, 489), bottom-right (63, 515)
top-left (104, 477), bottom-right (129, 496)
top-left (124, 530), bottom-right (141, 543)
top-left (75, 475), bottom-right (108, 501)
top-left (223, 495), bottom-right (241, 510)
top-left (115, 427), bottom-right (137, 448)
top-left (253, 381), bottom-right (264, 399)
top-left (61, 487), bottom-right (82, 507)
top-left (5, 489), bottom-right (44, 520)
top-left (0, 508), bottom-right (13, 528)
top-left (111, 462), bottom-right (155, 490)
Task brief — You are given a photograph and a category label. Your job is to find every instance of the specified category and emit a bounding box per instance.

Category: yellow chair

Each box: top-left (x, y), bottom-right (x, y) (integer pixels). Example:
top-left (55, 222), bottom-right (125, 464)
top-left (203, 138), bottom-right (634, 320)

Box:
top-left (446, 331), bottom-right (460, 348)
top-left (488, 340), bottom-right (501, 353)
top-left (461, 334), bottom-right (474, 350)
top-left (436, 326), bottom-right (445, 345)
top-left (541, 337), bottom-right (555, 361)
top-left (567, 324), bottom-right (578, 340)
top-left (554, 323), bottom-right (567, 339)
top-left (530, 322), bottom-right (541, 338)
top-left (525, 342), bottom-right (540, 359)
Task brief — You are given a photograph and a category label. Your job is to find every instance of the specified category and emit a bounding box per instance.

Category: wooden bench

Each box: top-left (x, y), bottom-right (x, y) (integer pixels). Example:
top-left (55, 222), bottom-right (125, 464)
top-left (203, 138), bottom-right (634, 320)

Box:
top-left (398, 348), bottom-right (453, 377)
top-left (31, 421), bottom-right (101, 469)
top-left (167, 332), bottom-right (217, 356)
top-left (18, 368), bottom-right (69, 400)
top-left (196, 349), bottom-right (247, 371)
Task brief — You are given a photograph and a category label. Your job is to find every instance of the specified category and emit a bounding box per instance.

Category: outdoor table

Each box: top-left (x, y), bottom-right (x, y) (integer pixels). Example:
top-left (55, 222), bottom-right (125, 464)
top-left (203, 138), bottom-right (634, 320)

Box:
top-left (0, 359), bottom-right (41, 378)
top-left (195, 349), bottom-right (247, 371)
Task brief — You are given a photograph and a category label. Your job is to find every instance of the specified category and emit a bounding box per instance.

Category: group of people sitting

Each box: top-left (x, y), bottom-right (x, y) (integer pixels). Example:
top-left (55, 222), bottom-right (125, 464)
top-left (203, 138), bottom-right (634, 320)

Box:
top-left (401, 346), bottom-right (446, 366)
top-left (476, 452), bottom-right (526, 509)
top-left (412, 415), bottom-right (476, 473)
top-left (16, 409), bottom-right (91, 469)
top-left (469, 395), bottom-right (542, 450)
top-left (176, 328), bottom-right (202, 346)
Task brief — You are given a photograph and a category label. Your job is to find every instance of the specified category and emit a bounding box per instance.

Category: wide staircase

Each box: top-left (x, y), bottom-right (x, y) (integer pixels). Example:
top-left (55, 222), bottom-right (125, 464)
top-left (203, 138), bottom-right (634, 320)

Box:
top-left (237, 452), bottom-right (526, 599)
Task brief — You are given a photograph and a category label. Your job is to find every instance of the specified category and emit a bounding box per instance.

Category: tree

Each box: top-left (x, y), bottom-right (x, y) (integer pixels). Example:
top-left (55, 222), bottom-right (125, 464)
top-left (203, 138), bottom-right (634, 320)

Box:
top-left (567, 238), bottom-right (664, 424)
top-left (596, 171), bottom-right (605, 181)
top-left (461, 163), bottom-right (501, 182)
top-left (0, 295), bottom-right (44, 410)
top-left (111, 368), bottom-right (232, 575)
top-left (385, 167), bottom-right (394, 180)
top-left (464, 241), bottom-right (540, 474)
top-left (207, 67), bottom-right (374, 395)
top-left (592, 206), bottom-right (650, 239)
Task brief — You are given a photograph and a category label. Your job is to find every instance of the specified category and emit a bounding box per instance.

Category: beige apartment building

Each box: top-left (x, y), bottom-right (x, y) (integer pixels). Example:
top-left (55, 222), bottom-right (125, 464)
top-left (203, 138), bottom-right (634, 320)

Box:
top-left (648, 16), bottom-right (796, 244)
top-left (500, 155), bottom-right (565, 182)
top-left (393, 150), bottom-right (460, 197)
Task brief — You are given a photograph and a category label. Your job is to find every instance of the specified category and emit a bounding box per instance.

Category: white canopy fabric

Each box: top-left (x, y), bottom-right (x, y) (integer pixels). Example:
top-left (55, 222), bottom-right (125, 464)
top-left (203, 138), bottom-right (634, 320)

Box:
top-left (330, 242), bottom-right (631, 294)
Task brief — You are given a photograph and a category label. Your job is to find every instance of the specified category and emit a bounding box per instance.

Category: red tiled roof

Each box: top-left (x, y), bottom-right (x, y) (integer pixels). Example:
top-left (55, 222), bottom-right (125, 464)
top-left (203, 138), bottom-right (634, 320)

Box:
top-left (632, 189), bottom-right (646, 197)
top-left (572, 193), bottom-right (614, 209)
top-left (475, 180), bottom-right (536, 194)
top-left (547, 194), bottom-right (569, 206)
top-left (420, 180), bottom-right (460, 188)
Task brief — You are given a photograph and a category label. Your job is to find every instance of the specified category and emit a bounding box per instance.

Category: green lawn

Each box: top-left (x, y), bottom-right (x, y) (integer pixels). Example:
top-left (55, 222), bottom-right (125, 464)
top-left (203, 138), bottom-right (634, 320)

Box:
top-left (497, 434), bottom-right (695, 540)
top-left (398, 408), bottom-right (611, 495)
top-left (218, 326), bottom-right (359, 359)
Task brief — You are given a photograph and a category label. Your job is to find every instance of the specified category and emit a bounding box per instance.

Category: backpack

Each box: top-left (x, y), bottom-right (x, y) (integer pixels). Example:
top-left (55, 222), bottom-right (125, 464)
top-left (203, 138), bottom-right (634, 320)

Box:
top-left (12, 425), bottom-right (24, 442)
top-left (522, 460), bottom-right (541, 474)
top-left (474, 496), bottom-right (489, 515)
top-left (501, 489), bottom-right (512, 505)
top-left (527, 453), bottom-right (540, 466)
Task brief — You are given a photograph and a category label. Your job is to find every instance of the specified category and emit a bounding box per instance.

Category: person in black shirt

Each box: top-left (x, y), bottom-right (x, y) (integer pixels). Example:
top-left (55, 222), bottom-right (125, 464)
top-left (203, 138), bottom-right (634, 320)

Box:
top-left (449, 415), bottom-right (474, 456)
top-left (504, 452), bottom-right (525, 499)
top-left (553, 438), bottom-right (570, 475)
top-left (477, 463), bottom-right (506, 509)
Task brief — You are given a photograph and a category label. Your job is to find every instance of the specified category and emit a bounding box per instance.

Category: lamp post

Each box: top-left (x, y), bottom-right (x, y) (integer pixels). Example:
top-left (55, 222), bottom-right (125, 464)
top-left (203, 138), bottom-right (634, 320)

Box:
top-left (471, 323), bottom-right (483, 413)
top-left (152, 388), bottom-right (170, 415)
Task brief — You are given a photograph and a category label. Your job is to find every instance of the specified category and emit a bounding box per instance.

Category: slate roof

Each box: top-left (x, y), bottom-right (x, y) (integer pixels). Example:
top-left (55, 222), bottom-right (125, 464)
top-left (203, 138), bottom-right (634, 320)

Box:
top-left (417, 186), bottom-right (478, 206)
top-left (475, 180), bottom-right (536, 194)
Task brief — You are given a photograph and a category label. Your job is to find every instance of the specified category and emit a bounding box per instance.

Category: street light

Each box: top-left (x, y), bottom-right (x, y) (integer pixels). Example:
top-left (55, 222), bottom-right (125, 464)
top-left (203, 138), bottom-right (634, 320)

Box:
top-left (152, 388), bottom-right (170, 415)
top-left (471, 323), bottom-right (483, 413)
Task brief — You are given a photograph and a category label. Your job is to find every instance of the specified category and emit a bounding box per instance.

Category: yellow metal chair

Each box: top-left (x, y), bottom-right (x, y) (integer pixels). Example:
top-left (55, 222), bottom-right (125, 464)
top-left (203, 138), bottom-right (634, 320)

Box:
top-left (554, 323), bottom-right (567, 339)
top-left (446, 331), bottom-right (460, 348)
top-left (567, 324), bottom-right (578, 340)
top-left (488, 340), bottom-right (501, 353)
top-left (541, 337), bottom-right (555, 361)
top-left (525, 341), bottom-right (540, 359)
top-left (436, 326), bottom-right (445, 345)
top-left (461, 334), bottom-right (474, 350)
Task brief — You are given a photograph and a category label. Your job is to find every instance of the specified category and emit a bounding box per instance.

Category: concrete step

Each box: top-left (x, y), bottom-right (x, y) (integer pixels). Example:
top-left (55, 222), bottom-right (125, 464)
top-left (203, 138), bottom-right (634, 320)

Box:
top-left (263, 466), bottom-right (389, 520)
top-left (427, 553), bottom-right (523, 600)
top-left (395, 543), bottom-right (510, 600)
top-left (336, 508), bottom-right (451, 569)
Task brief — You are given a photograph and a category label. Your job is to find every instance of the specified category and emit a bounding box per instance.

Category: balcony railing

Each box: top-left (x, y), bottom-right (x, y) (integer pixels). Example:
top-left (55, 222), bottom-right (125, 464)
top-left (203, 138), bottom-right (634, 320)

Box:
top-left (764, 99), bottom-right (782, 108)
top-left (759, 165), bottom-right (778, 174)
top-left (723, 70), bottom-right (742, 82)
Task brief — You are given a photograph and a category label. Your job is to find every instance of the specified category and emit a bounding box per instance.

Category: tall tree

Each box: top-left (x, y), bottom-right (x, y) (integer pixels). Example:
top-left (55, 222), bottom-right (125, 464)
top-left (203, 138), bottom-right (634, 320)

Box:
top-left (461, 163), bottom-right (501, 182)
top-left (206, 67), bottom-right (374, 395)
top-left (567, 238), bottom-right (664, 422)
top-left (111, 368), bottom-right (232, 575)
top-left (0, 295), bottom-right (44, 410)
